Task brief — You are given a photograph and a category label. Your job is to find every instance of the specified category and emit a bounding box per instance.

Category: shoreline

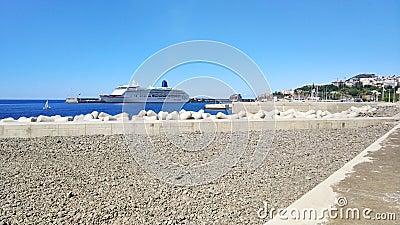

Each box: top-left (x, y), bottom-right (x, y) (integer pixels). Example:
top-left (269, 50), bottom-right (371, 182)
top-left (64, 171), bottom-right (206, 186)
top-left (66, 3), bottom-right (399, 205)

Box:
top-left (1, 104), bottom-right (398, 138)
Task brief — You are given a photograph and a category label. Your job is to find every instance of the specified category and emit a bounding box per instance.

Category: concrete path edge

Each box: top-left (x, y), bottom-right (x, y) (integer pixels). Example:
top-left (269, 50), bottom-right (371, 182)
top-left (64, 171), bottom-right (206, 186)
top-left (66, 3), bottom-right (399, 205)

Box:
top-left (265, 122), bottom-right (400, 225)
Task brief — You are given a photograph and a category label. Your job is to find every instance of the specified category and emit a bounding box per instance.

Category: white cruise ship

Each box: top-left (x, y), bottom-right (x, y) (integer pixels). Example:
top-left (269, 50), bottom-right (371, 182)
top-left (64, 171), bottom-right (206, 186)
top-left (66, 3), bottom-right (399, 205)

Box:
top-left (99, 80), bottom-right (190, 103)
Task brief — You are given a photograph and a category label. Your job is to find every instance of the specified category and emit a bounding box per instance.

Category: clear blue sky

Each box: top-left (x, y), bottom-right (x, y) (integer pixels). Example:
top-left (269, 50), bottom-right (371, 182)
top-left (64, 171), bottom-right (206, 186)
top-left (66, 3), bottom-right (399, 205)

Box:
top-left (0, 0), bottom-right (399, 99)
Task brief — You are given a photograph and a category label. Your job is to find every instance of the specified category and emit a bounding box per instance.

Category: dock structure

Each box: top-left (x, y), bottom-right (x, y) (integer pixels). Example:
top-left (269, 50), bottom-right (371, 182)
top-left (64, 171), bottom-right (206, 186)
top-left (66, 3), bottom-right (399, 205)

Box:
top-left (65, 98), bottom-right (78, 103)
top-left (65, 95), bottom-right (260, 105)
top-left (204, 104), bottom-right (232, 110)
top-left (66, 97), bottom-right (232, 104)
top-left (66, 97), bottom-right (102, 103)
top-left (189, 98), bottom-right (230, 103)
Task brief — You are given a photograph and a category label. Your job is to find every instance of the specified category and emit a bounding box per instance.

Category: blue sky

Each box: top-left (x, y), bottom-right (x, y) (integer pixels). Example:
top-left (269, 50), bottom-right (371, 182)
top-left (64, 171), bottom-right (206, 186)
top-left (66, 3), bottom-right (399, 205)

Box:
top-left (0, 0), bottom-right (399, 99)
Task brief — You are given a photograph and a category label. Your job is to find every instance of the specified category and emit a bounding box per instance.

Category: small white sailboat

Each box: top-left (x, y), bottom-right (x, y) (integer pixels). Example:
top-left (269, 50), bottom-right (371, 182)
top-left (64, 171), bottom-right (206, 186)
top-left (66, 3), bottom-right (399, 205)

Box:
top-left (43, 100), bottom-right (51, 110)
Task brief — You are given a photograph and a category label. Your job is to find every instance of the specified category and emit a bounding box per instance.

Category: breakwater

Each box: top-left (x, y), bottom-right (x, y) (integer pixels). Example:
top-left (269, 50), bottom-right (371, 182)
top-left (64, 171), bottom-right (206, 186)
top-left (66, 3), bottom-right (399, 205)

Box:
top-left (0, 105), bottom-right (383, 123)
top-left (1, 106), bottom-right (398, 138)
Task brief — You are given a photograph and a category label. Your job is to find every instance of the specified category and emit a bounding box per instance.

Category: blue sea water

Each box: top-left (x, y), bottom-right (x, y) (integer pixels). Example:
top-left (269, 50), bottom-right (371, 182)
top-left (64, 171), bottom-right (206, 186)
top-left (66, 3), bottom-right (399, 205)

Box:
top-left (0, 99), bottom-right (231, 119)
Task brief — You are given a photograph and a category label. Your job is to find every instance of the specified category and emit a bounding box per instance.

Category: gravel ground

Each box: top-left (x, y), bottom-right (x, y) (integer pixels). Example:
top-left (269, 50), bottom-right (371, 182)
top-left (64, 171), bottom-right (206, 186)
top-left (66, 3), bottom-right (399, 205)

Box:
top-left (0, 123), bottom-right (396, 224)
top-left (373, 106), bottom-right (400, 117)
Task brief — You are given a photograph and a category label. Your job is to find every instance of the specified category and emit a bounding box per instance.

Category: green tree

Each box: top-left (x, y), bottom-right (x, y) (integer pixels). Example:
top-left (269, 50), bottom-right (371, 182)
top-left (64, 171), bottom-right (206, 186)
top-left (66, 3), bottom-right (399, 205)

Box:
top-left (348, 88), bottom-right (360, 97)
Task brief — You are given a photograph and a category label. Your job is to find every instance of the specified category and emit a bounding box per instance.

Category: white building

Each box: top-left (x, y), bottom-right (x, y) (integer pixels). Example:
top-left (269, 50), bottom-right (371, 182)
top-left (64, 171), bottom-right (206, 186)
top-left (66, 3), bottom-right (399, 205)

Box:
top-left (359, 77), bottom-right (375, 86)
top-left (281, 89), bottom-right (294, 95)
top-left (383, 76), bottom-right (398, 88)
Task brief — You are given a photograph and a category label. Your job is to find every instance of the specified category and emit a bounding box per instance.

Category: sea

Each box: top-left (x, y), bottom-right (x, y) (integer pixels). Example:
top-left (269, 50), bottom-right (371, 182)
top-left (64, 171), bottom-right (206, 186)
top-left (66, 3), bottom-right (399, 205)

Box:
top-left (0, 99), bottom-right (231, 120)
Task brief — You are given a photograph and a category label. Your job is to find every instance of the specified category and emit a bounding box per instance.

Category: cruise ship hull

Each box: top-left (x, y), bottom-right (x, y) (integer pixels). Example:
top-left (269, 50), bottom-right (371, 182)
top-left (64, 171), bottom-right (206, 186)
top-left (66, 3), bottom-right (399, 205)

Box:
top-left (99, 80), bottom-right (190, 103)
top-left (100, 95), bottom-right (189, 103)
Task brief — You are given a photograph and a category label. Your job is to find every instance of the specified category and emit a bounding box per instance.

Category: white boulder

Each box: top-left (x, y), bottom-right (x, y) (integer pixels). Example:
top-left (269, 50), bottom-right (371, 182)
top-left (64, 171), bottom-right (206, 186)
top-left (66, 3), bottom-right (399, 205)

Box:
top-left (228, 114), bottom-right (239, 120)
top-left (201, 113), bottom-right (211, 119)
top-left (305, 110), bottom-right (316, 116)
top-left (322, 114), bottom-right (334, 119)
top-left (255, 109), bottom-right (266, 119)
top-left (146, 110), bottom-right (157, 117)
top-left (252, 114), bottom-right (263, 119)
top-left (131, 115), bottom-right (143, 121)
top-left (305, 114), bottom-right (317, 119)
top-left (83, 114), bottom-right (94, 121)
top-left (192, 111), bottom-right (203, 120)
top-left (1, 117), bottom-right (16, 123)
top-left (368, 107), bottom-right (377, 114)
top-left (246, 113), bottom-right (255, 119)
top-left (98, 112), bottom-right (111, 118)
top-left (349, 106), bottom-right (360, 113)
top-left (138, 110), bottom-right (147, 117)
top-left (103, 116), bottom-right (117, 122)
top-left (17, 117), bottom-right (33, 122)
top-left (117, 115), bottom-right (130, 121)
top-left (216, 112), bottom-right (228, 119)
top-left (280, 108), bottom-right (296, 117)
top-left (54, 117), bottom-right (71, 122)
top-left (157, 111), bottom-right (168, 120)
top-left (114, 112), bottom-right (130, 119)
top-left (37, 115), bottom-right (55, 122)
top-left (143, 116), bottom-right (157, 121)
top-left (347, 112), bottom-right (359, 118)
top-left (91, 111), bottom-right (99, 119)
top-left (166, 111), bottom-right (179, 120)
top-left (237, 110), bottom-right (246, 118)
top-left (316, 110), bottom-right (324, 118)
top-left (294, 111), bottom-right (306, 118)
top-left (179, 111), bottom-right (192, 120)
top-left (73, 114), bottom-right (84, 121)
top-left (283, 114), bottom-right (295, 119)
top-left (264, 110), bottom-right (276, 119)
top-left (111, 112), bottom-right (129, 121)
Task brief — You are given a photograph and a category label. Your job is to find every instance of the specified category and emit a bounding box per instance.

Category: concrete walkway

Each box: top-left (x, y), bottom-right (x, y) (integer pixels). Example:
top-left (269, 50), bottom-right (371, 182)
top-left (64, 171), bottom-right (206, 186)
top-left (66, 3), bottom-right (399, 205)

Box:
top-left (266, 123), bottom-right (400, 225)
top-left (328, 124), bottom-right (400, 225)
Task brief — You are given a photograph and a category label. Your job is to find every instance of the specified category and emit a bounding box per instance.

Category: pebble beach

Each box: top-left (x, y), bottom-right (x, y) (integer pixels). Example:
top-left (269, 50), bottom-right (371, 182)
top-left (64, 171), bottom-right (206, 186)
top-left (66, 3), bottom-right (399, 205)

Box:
top-left (0, 123), bottom-right (396, 224)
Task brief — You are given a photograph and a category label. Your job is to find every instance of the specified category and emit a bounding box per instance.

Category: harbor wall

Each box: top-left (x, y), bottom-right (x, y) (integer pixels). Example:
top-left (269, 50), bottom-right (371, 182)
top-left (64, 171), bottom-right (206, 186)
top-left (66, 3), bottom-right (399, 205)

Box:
top-left (232, 102), bottom-right (399, 114)
top-left (0, 117), bottom-right (396, 138)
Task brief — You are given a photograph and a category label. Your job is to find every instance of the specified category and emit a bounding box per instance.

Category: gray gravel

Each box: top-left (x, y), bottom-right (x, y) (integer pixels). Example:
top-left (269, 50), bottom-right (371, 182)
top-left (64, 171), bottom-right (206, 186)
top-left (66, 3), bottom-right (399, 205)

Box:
top-left (373, 106), bottom-right (400, 117)
top-left (0, 123), bottom-right (396, 224)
